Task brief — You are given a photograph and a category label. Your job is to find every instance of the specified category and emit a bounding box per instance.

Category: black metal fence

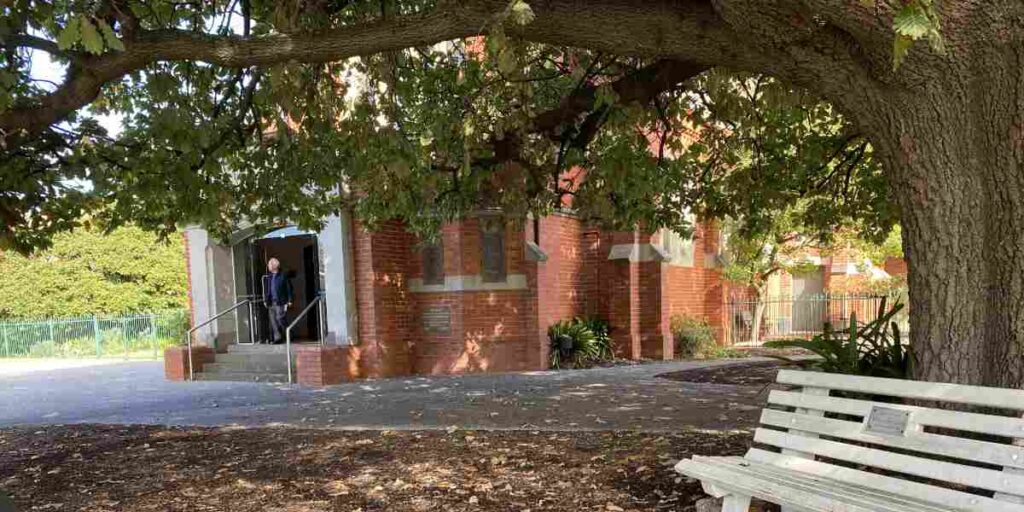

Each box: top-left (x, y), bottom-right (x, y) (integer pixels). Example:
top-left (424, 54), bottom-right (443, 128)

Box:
top-left (725, 293), bottom-right (908, 346)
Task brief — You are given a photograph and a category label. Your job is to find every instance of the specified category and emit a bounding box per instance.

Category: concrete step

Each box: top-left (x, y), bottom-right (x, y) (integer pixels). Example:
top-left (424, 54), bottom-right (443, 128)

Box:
top-left (213, 353), bottom-right (293, 365)
top-left (227, 344), bottom-right (290, 353)
top-left (196, 370), bottom-right (289, 383)
top-left (203, 362), bottom-right (289, 373)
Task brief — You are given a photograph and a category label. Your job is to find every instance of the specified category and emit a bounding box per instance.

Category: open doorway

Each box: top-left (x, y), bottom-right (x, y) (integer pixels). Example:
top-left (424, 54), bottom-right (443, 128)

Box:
top-left (233, 226), bottom-right (323, 343)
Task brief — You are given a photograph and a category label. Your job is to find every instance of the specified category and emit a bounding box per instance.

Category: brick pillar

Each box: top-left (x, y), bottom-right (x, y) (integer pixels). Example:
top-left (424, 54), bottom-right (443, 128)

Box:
top-left (352, 221), bottom-right (414, 378)
top-left (605, 229), bottom-right (674, 360)
top-left (641, 259), bottom-right (673, 359)
top-left (295, 345), bottom-right (360, 385)
top-left (608, 258), bottom-right (642, 359)
top-left (164, 346), bottom-right (214, 381)
top-left (524, 218), bottom-right (552, 369)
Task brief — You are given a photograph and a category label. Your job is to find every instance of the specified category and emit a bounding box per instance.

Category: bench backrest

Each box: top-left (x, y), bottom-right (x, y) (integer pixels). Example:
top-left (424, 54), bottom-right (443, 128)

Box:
top-left (752, 370), bottom-right (1024, 512)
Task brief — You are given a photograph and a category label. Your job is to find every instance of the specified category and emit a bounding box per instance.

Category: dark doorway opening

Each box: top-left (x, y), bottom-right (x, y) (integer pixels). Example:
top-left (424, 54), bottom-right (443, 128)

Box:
top-left (234, 227), bottom-right (322, 343)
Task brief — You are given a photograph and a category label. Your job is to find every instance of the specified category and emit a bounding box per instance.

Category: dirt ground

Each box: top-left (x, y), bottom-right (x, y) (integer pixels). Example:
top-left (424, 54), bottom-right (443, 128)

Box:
top-left (656, 361), bottom-right (787, 387)
top-left (0, 424), bottom-right (757, 512)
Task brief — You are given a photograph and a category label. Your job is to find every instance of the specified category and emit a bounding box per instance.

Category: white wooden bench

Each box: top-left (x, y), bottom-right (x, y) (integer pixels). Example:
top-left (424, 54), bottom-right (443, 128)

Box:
top-left (675, 370), bottom-right (1024, 512)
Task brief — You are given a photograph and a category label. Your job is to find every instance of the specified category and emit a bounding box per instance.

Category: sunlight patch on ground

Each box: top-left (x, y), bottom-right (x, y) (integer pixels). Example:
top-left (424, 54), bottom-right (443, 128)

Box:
top-left (0, 358), bottom-right (126, 377)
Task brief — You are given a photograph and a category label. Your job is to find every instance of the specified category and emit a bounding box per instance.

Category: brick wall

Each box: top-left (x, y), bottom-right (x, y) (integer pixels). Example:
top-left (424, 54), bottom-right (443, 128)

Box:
top-left (404, 217), bottom-right (541, 374)
top-left (884, 256), bottom-right (908, 276)
top-left (295, 345), bottom-right (361, 385)
top-left (531, 214), bottom-right (586, 321)
top-left (408, 289), bottom-right (534, 374)
top-left (580, 228), bottom-right (611, 319)
top-left (606, 230), bottom-right (642, 359)
top-left (660, 223), bottom-right (729, 346)
top-left (341, 216), bottom-right (734, 379)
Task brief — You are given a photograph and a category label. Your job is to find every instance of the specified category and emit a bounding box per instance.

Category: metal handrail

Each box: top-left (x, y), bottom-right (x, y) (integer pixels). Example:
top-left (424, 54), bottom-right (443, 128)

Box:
top-left (185, 299), bottom-right (252, 381)
top-left (234, 295), bottom-right (264, 345)
top-left (283, 295), bottom-right (326, 383)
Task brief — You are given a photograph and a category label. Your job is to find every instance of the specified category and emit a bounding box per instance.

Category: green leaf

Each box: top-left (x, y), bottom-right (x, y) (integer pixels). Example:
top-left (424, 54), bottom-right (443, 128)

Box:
top-left (497, 50), bottom-right (517, 75)
top-left (0, 69), bottom-right (17, 88)
top-left (79, 17), bottom-right (104, 55)
top-left (98, 20), bottom-right (125, 52)
top-left (893, 5), bottom-right (931, 38)
top-left (509, 0), bottom-right (535, 26)
top-left (57, 16), bottom-right (81, 51)
top-left (594, 84), bottom-right (619, 110)
top-left (891, 2), bottom-right (943, 69)
top-left (892, 34), bottom-right (915, 70)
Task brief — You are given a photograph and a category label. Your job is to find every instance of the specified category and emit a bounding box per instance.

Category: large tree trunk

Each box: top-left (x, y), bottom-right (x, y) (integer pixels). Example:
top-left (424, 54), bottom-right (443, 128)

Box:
top-left (869, 73), bottom-right (1024, 387)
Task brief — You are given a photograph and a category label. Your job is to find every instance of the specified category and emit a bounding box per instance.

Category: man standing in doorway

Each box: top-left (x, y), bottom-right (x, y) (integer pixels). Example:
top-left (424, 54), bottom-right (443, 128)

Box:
top-left (263, 257), bottom-right (293, 344)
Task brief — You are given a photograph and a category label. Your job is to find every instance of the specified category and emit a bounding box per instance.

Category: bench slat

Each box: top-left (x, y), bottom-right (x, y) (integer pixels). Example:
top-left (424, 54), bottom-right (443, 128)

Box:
top-left (777, 370), bottom-right (1024, 411)
top-left (745, 448), bottom-right (1024, 512)
top-left (686, 456), bottom-right (952, 512)
top-left (769, 389), bottom-right (1024, 439)
top-left (760, 408), bottom-right (1024, 470)
top-left (755, 428), bottom-right (1024, 496)
top-left (995, 413), bottom-right (1024, 504)
top-left (677, 457), bottom-right (928, 512)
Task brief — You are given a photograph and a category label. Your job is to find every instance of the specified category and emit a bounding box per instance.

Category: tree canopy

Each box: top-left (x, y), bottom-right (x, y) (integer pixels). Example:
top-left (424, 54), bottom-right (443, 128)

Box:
top-left (0, 224), bottom-right (187, 318)
top-left (2, 1), bottom-right (896, 253)
top-left (2, 1), bottom-right (902, 333)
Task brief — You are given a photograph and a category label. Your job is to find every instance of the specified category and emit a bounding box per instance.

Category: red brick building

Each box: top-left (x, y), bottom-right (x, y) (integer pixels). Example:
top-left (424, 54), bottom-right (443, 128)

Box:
top-left (175, 211), bottom-right (730, 383)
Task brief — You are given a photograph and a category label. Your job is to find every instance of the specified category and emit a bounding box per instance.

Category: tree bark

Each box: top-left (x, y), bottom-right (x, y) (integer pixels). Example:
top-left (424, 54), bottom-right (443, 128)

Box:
top-left (751, 298), bottom-right (766, 346)
top-left (858, 70), bottom-right (1024, 387)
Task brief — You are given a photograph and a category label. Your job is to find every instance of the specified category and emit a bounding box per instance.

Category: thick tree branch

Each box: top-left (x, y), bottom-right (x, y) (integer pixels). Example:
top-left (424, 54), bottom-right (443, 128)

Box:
top-left (1, 0), bottom-right (740, 147)
top-left (530, 59), bottom-right (707, 141)
top-left (1, 0), bottom-right (885, 149)
top-left (3, 34), bottom-right (68, 57)
top-left (0, 2), bottom-right (502, 144)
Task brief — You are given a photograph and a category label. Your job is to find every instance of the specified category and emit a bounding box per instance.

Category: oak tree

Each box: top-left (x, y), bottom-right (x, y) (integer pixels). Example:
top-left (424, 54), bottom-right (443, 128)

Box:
top-left (2, 1), bottom-right (1021, 386)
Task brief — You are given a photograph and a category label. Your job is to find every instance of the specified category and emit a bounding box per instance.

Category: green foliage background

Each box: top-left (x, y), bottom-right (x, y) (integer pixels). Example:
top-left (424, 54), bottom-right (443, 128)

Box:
top-left (0, 225), bottom-right (188, 318)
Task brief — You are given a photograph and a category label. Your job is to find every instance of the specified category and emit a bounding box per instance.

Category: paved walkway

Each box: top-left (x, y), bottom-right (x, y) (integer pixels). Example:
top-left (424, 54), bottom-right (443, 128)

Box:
top-left (0, 359), bottom-right (768, 432)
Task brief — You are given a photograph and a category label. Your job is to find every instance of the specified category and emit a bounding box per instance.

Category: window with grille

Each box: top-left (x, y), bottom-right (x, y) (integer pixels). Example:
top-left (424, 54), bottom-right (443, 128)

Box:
top-left (422, 241), bottom-right (444, 285)
top-left (480, 218), bottom-right (506, 283)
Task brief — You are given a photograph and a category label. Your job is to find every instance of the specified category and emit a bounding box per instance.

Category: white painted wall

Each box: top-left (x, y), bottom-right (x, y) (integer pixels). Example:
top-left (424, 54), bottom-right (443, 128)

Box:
top-left (318, 213), bottom-right (359, 345)
top-left (185, 227), bottom-right (214, 345)
top-left (185, 226), bottom-right (236, 347)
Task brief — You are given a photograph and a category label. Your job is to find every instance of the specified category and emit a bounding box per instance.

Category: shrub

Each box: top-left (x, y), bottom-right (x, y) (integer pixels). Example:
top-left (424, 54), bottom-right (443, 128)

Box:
top-left (670, 315), bottom-right (718, 359)
top-left (576, 317), bottom-right (611, 354)
top-left (155, 310), bottom-right (190, 340)
top-left (18, 334), bottom-right (181, 359)
top-left (0, 225), bottom-right (188, 319)
top-left (765, 298), bottom-right (911, 379)
top-left (548, 317), bottom-right (613, 369)
top-left (26, 340), bottom-right (58, 358)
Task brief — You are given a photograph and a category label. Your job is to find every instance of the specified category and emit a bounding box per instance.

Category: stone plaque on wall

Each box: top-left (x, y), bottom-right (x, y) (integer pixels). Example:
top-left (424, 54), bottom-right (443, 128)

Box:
top-left (422, 306), bottom-right (452, 335)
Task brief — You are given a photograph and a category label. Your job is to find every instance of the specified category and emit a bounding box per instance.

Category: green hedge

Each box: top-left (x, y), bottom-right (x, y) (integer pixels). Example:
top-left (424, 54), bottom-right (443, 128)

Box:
top-left (0, 225), bottom-right (188, 318)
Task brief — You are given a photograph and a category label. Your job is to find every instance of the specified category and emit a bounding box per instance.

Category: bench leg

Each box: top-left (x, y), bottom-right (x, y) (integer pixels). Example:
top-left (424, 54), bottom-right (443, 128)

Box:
top-left (721, 495), bottom-right (752, 512)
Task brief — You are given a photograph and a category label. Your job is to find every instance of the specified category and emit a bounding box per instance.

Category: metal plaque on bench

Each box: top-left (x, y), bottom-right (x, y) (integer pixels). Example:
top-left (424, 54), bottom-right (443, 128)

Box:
top-left (422, 306), bottom-right (452, 335)
top-left (864, 406), bottom-right (911, 436)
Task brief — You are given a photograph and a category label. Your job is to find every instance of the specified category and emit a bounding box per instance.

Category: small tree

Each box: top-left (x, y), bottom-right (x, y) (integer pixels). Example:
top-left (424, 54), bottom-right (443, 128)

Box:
top-left (721, 216), bottom-right (905, 345)
top-left (719, 215), bottom-right (815, 345)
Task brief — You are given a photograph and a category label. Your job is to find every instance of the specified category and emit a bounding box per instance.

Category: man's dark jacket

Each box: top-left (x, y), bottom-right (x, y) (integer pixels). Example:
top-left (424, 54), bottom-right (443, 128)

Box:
top-left (263, 272), bottom-right (293, 306)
